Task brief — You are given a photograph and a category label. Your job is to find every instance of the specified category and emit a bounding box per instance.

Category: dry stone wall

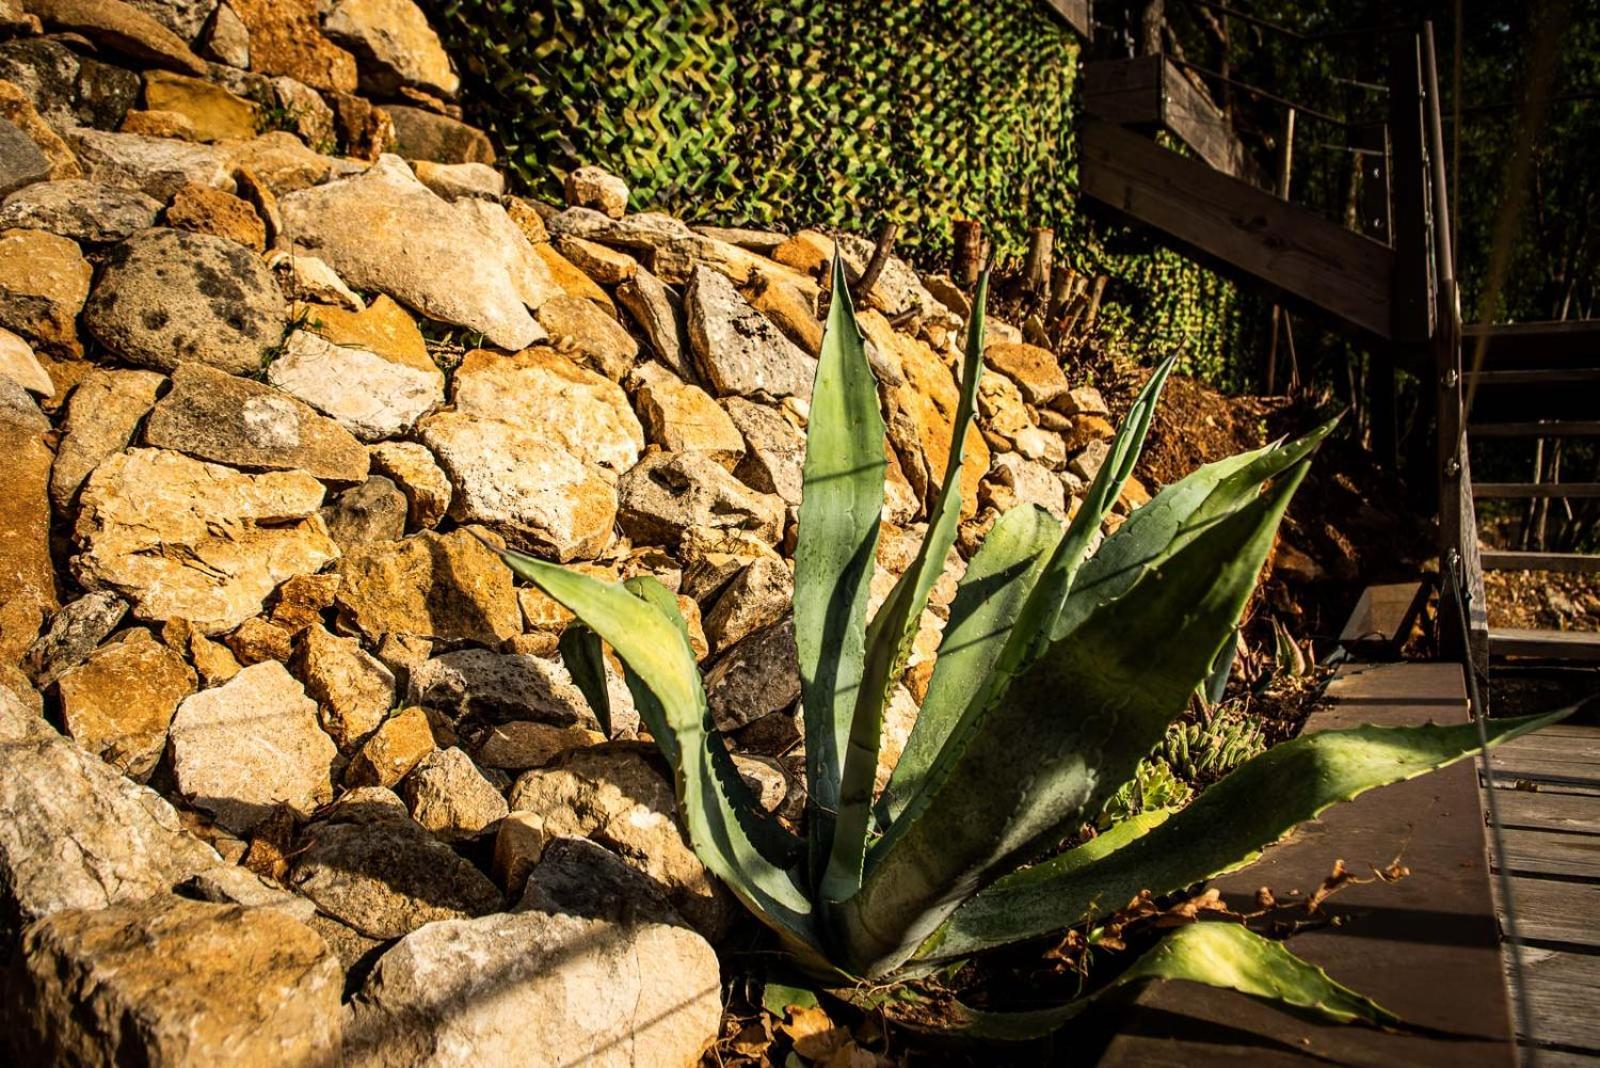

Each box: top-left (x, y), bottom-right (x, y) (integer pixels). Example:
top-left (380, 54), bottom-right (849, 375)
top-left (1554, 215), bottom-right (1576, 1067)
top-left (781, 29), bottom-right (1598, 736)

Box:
top-left (0, 2), bottom-right (1143, 1063)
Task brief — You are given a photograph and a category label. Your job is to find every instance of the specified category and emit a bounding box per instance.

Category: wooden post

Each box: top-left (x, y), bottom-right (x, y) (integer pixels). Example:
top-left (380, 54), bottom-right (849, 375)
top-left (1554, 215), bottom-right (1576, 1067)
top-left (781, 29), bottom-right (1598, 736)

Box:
top-left (1082, 275), bottom-right (1108, 332)
top-left (952, 220), bottom-right (983, 288)
top-left (1139, 0), bottom-right (1165, 55)
top-left (1023, 227), bottom-right (1054, 297)
top-left (1266, 107), bottom-right (1296, 394)
top-left (1048, 265), bottom-right (1077, 319)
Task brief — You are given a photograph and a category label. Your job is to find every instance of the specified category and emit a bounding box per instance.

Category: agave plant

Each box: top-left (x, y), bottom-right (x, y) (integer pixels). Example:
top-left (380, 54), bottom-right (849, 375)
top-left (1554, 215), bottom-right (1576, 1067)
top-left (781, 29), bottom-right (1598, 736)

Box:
top-left (494, 258), bottom-right (1564, 1035)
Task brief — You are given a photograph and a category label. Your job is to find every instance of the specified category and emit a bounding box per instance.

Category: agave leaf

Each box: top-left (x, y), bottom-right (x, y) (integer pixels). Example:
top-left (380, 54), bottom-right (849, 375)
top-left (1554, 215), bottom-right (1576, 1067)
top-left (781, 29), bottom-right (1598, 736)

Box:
top-left (921, 706), bottom-right (1571, 962)
top-left (495, 550), bottom-right (823, 962)
top-left (838, 463), bottom-right (1308, 978)
top-left (1052, 415), bottom-right (1338, 643)
top-left (876, 504), bottom-right (1063, 827)
top-left (794, 254), bottom-right (887, 882)
top-left (821, 273), bottom-right (988, 902)
top-left (891, 923), bottom-right (1400, 1041)
top-left (557, 623), bottom-right (611, 737)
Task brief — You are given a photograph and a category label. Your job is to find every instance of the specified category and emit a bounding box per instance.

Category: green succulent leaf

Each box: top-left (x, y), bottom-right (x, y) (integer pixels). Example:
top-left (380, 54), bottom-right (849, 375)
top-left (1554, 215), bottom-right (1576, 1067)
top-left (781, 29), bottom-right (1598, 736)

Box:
top-left (923, 705), bottom-right (1572, 962)
top-left (495, 551), bottom-right (822, 963)
top-left (557, 623), bottom-right (611, 737)
top-left (1052, 415), bottom-right (1338, 644)
top-left (877, 503), bottom-right (1063, 827)
top-left (838, 462), bottom-right (1307, 978)
top-left (897, 922), bottom-right (1401, 1041)
top-left (822, 272), bottom-right (988, 903)
top-left (794, 254), bottom-right (887, 885)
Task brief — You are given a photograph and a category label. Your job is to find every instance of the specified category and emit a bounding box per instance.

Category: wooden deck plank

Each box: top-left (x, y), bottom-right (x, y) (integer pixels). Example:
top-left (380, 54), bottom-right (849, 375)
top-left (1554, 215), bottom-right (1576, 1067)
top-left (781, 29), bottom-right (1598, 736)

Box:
top-left (1492, 789), bottom-right (1600, 834)
top-left (1463, 320), bottom-right (1600, 365)
top-left (1481, 550), bottom-right (1600, 574)
top-left (1508, 947), bottom-right (1600, 1053)
top-left (1495, 876), bottom-right (1600, 948)
top-left (1470, 421), bottom-right (1600, 438)
top-left (1079, 118), bottom-right (1395, 342)
top-left (1466, 368), bottom-right (1600, 385)
top-left (1492, 827), bottom-right (1600, 879)
top-left (1489, 628), bottom-right (1600, 661)
top-left (1097, 662), bottom-right (1514, 1066)
top-left (1492, 736), bottom-right (1600, 766)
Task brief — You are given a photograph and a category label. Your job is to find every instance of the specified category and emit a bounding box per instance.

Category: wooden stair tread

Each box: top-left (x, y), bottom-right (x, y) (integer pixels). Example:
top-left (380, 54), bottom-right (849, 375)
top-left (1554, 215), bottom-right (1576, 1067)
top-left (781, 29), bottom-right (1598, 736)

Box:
top-left (1469, 421), bottom-right (1600, 437)
top-left (1473, 483), bottom-right (1600, 499)
top-left (1482, 551), bottom-right (1600, 573)
top-left (1488, 628), bottom-right (1600, 662)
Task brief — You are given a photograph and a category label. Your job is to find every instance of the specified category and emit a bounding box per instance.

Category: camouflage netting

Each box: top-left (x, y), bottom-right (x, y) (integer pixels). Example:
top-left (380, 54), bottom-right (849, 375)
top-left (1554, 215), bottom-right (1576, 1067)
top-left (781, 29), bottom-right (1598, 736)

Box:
top-left (425, 0), bottom-right (1255, 386)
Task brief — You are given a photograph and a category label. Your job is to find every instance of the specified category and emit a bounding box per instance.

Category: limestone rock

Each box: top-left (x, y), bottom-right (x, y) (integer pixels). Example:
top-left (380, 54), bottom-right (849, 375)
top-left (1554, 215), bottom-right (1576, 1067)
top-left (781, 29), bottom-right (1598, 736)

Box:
top-left (65, 127), bottom-right (230, 200)
top-left (384, 103), bottom-right (492, 164)
top-left (563, 164), bottom-right (628, 218)
top-left (367, 441), bottom-right (450, 529)
top-left (142, 69), bottom-right (257, 141)
top-left (412, 648), bottom-right (596, 727)
top-left (279, 156), bottom-right (551, 349)
top-left (985, 340), bottom-right (1071, 408)
top-left (57, 628), bottom-right (195, 778)
top-left (863, 311), bottom-right (988, 517)
top-left (268, 329), bottom-right (441, 443)
top-left (25, 0), bottom-right (208, 76)
top-left (702, 555), bottom-right (791, 653)
top-left (0, 380), bottom-right (55, 663)
top-left (289, 816), bottom-right (503, 938)
top-left (265, 249), bottom-right (361, 308)
top-left (84, 227), bottom-right (287, 375)
top-left (402, 746), bottom-right (507, 840)
top-left (508, 745), bottom-right (731, 938)
top-left (9, 894), bottom-right (342, 1068)
top-left (748, 271), bottom-right (823, 355)
top-left (704, 619), bottom-right (799, 732)
top-left (198, 1), bottom-right (248, 67)
top-left (344, 903), bottom-right (717, 1068)
top-left (473, 719), bottom-right (602, 772)
top-left (553, 233), bottom-right (636, 285)
top-left (631, 360), bottom-right (745, 468)
top-left (1059, 384), bottom-right (1110, 416)
top-left (265, 570), bottom-right (339, 632)
top-left (168, 661), bottom-right (336, 831)
top-left (0, 325), bottom-right (48, 395)
top-left (1069, 438), bottom-right (1110, 482)
top-left (49, 366), bottom-right (164, 512)
top-left (617, 449), bottom-right (785, 549)
top-left (452, 346), bottom-right (643, 475)
top-left (723, 396), bottom-right (805, 505)
top-left (0, 227), bottom-right (91, 356)
top-left (0, 733), bottom-right (219, 943)
top-left (982, 452), bottom-right (1067, 519)
top-left (344, 705), bottom-right (434, 787)
top-left (0, 39), bottom-right (142, 133)
top-left (616, 265), bottom-right (693, 379)
top-left (120, 107), bottom-right (199, 139)
top-left (22, 590), bottom-right (126, 688)
top-left (535, 292), bottom-right (638, 381)
top-left (220, 130), bottom-right (337, 194)
top-left (319, 474), bottom-right (407, 551)
top-left (333, 528), bottom-right (521, 646)
top-left (162, 617), bottom-right (241, 686)
top-left (0, 179), bottom-right (161, 244)
top-left (224, 615), bottom-right (293, 664)
top-left (0, 115), bottom-right (48, 197)
top-left (292, 624), bottom-right (394, 751)
top-left (144, 362), bottom-right (368, 482)
top-left (686, 265), bottom-right (815, 400)
top-left (122, 0), bottom-right (220, 40)
top-left (162, 180), bottom-right (264, 249)
top-left (417, 411), bottom-right (617, 562)
top-left (322, 0), bottom-right (458, 99)
top-left (0, 79), bottom-right (81, 184)
top-left (74, 448), bottom-right (338, 635)
top-left (227, 0), bottom-right (356, 91)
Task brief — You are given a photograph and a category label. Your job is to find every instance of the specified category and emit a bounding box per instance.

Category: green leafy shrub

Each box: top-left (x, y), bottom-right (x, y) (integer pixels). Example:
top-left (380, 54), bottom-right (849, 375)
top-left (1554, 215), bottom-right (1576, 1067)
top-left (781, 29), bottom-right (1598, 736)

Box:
top-left (491, 260), bottom-right (1564, 1033)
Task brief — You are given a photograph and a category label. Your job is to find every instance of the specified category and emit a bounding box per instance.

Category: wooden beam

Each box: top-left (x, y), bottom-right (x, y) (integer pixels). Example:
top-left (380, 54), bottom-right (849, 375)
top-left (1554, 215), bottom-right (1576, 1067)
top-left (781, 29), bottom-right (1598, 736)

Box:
top-left (1039, 0), bottom-right (1092, 38)
top-left (1079, 118), bottom-right (1395, 341)
top-left (1481, 550), bottom-right (1600, 573)
top-left (1473, 483), bottom-right (1600, 500)
top-left (1489, 627), bottom-right (1600, 661)
top-left (1470, 420), bottom-right (1600, 437)
top-left (1463, 319), bottom-right (1600, 364)
top-left (1082, 57), bottom-right (1261, 184)
top-left (1467, 368), bottom-right (1600, 386)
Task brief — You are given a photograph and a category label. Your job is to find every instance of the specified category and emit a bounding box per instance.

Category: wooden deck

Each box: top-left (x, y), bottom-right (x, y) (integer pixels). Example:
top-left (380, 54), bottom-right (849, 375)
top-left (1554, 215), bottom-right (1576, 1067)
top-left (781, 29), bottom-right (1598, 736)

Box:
top-left (1097, 662), bottom-right (1516, 1065)
top-left (1484, 720), bottom-right (1600, 1064)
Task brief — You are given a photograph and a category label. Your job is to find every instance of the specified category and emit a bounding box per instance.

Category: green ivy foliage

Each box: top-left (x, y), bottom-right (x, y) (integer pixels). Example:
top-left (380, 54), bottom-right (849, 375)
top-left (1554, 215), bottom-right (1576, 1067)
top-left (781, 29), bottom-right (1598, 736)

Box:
top-left (425, 0), bottom-right (1246, 380)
